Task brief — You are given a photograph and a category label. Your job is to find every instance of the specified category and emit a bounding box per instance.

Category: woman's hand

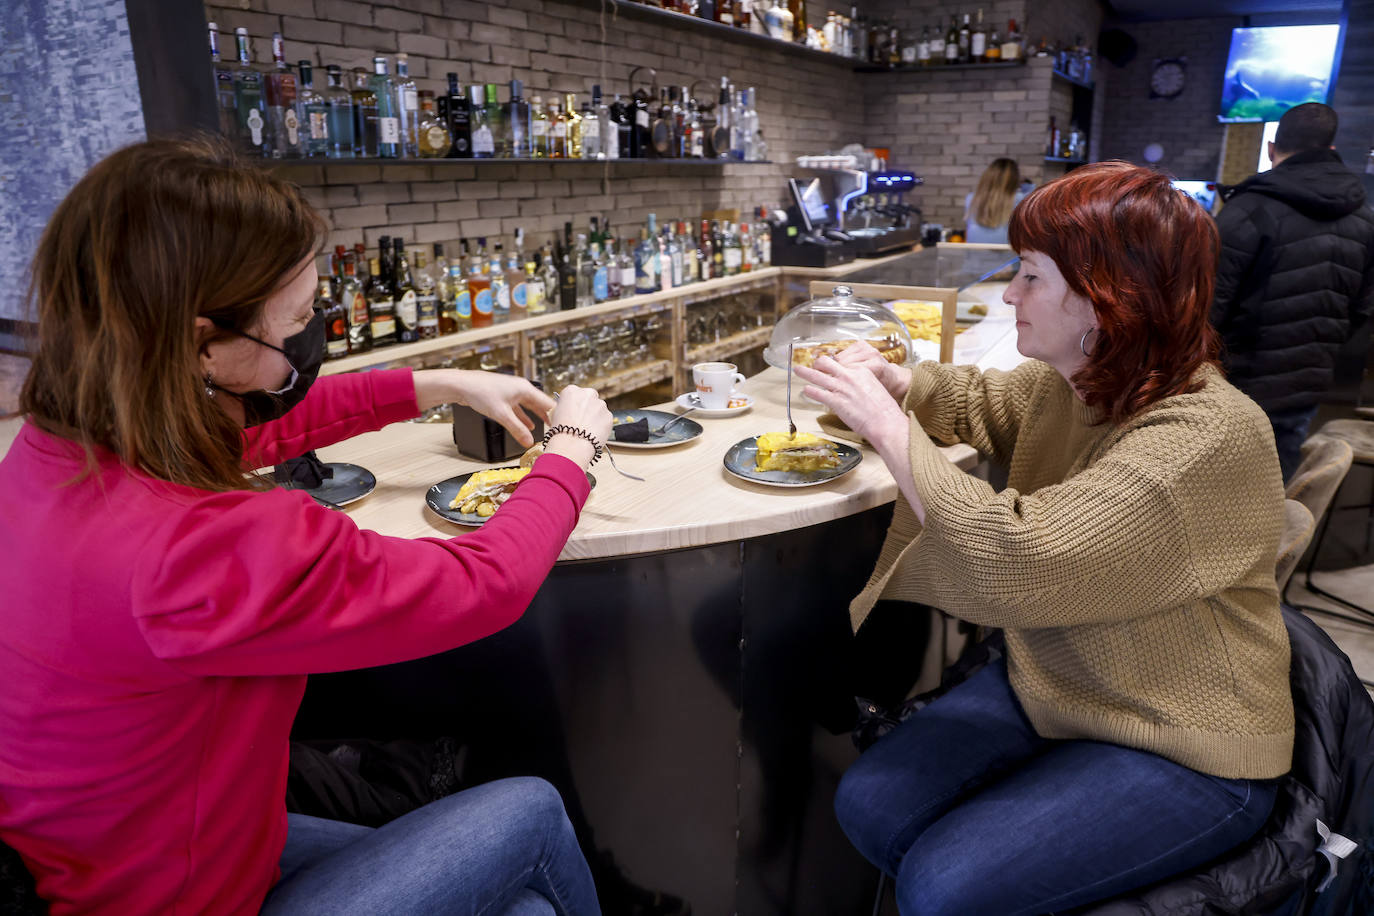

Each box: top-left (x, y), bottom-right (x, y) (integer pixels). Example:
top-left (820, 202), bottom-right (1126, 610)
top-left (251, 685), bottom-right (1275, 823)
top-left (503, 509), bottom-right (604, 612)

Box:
top-left (544, 385), bottom-right (613, 469)
top-left (832, 340), bottom-right (912, 403)
top-left (414, 369), bottom-right (556, 448)
top-left (793, 356), bottom-right (910, 458)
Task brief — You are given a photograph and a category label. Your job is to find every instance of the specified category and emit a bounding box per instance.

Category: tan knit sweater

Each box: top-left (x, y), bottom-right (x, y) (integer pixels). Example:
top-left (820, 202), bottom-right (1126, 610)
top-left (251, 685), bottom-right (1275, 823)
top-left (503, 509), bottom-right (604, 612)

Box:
top-left (852, 359), bottom-right (1295, 779)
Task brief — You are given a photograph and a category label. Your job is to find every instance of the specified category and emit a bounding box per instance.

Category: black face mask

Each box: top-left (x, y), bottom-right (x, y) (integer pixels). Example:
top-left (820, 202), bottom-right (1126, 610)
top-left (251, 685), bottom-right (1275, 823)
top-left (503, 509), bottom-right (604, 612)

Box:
top-left (212, 309), bottom-right (326, 426)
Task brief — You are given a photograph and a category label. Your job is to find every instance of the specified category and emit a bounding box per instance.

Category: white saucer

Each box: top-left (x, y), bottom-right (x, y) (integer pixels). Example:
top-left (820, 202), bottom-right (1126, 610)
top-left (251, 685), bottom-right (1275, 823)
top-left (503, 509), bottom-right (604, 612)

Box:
top-left (676, 392), bottom-right (754, 418)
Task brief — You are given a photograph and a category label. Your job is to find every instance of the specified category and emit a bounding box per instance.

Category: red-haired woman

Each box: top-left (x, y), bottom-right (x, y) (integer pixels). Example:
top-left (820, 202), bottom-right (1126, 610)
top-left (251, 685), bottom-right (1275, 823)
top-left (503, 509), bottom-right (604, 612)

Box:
top-left (796, 161), bottom-right (1292, 915)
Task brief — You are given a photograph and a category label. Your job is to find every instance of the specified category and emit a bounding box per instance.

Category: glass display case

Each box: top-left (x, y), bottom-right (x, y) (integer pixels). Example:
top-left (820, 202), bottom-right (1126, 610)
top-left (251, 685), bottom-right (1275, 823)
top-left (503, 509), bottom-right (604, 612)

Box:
top-left (764, 285), bottom-right (914, 370)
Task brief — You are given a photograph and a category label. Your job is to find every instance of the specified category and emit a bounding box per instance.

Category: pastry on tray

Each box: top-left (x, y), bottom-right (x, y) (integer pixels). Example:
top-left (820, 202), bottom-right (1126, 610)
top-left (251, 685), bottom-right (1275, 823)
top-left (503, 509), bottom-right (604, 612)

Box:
top-left (791, 337), bottom-right (908, 368)
top-left (754, 432), bottom-right (841, 472)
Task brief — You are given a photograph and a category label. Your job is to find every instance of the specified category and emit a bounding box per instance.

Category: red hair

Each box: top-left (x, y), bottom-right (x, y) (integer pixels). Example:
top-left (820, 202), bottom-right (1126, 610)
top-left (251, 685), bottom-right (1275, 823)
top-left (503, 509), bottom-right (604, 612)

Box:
top-left (1008, 161), bottom-right (1220, 424)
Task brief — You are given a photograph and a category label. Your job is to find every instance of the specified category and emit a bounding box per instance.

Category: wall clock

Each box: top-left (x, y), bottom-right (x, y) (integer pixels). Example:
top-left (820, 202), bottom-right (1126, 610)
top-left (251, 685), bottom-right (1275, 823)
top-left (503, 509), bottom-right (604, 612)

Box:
top-left (1150, 58), bottom-right (1187, 99)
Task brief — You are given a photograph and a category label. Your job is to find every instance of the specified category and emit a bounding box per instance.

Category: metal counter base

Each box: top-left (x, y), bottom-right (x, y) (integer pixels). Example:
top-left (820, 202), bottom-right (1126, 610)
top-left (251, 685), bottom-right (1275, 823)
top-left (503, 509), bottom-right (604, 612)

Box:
top-left (292, 503), bottom-right (900, 915)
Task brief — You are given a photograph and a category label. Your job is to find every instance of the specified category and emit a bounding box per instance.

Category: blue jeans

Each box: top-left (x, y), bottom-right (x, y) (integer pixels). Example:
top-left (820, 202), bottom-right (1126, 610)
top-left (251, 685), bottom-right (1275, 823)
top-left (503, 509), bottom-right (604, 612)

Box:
top-left (834, 659), bottom-right (1278, 916)
top-left (260, 777), bottom-right (600, 916)
top-left (1269, 404), bottom-right (1318, 482)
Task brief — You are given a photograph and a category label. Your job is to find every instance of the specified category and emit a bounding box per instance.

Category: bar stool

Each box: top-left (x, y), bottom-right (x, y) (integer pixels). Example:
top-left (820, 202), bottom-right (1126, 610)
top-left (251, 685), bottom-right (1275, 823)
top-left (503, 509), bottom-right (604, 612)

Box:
top-left (1292, 420), bottom-right (1374, 621)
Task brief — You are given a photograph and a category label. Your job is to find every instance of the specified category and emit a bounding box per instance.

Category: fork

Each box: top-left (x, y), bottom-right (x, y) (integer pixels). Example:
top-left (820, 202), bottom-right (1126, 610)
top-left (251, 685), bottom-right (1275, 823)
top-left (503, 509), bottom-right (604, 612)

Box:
top-left (654, 403), bottom-right (699, 436)
top-left (786, 342), bottom-right (797, 439)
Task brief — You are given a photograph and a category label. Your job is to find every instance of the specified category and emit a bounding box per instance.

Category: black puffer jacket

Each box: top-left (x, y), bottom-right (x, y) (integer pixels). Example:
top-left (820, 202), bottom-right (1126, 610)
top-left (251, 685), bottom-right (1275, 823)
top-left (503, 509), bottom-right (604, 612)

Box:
top-left (1211, 149), bottom-right (1374, 414)
top-left (1077, 606), bottom-right (1374, 915)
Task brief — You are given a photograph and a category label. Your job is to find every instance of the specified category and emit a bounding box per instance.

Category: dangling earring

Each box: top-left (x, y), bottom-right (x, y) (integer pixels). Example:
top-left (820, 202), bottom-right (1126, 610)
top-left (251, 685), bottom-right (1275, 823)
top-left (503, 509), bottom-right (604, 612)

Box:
top-left (1080, 328), bottom-right (1098, 357)
top-left (204, 372), bottom-right (216, 398)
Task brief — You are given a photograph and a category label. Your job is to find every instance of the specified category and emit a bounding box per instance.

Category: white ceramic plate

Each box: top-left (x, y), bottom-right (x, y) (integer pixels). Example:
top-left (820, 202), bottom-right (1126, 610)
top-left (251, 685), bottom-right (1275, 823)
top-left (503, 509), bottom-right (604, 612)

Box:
top-left (606, 409), bottom-right (704, 449)
top-left (675, 392), bottom-right (754, 418)
top-left (722, 436), bottom-right (862, 488)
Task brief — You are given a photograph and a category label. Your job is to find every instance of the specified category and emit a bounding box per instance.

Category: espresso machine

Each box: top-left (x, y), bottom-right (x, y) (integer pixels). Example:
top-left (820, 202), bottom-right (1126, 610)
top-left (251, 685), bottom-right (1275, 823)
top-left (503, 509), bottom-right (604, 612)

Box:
top-left (769, 165), bottom-right (923, 266)
top-left (833, 168), bottom-right (924, 256)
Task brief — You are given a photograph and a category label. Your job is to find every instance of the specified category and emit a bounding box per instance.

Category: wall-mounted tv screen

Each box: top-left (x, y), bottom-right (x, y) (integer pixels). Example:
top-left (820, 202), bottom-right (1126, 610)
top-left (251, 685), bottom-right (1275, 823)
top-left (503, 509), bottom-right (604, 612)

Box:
top-left (1219, 24), bottom-right (1340, 123)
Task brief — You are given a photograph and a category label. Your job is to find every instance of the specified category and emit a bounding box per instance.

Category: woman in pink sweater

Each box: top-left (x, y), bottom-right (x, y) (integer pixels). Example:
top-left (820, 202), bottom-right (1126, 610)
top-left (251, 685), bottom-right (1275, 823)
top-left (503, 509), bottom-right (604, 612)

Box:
top-left (0, 137), bottom-right (610, 915)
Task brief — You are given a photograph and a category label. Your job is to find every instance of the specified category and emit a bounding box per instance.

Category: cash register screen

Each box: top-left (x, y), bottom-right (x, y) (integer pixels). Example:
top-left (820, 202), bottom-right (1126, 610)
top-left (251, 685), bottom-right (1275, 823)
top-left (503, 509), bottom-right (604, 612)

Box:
top-left (789, 178), bottom-right (831, 231)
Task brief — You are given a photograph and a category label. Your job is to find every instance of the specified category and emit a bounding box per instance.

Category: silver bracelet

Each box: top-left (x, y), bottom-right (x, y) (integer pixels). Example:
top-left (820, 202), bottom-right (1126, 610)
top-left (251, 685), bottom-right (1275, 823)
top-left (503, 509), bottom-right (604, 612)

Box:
top-left (541, 424), bottom-right (604, 465)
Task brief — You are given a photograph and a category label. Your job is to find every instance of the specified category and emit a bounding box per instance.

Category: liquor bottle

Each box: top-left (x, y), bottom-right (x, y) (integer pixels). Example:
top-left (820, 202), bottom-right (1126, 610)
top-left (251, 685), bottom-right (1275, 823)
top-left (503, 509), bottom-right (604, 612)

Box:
top-left (631, 85), bottom-right (652, 158)
top-left (685, 98), bottom-right (704, 158)
top-left (330, 243), bottom-right (347, 298)
top-left (742, 88), bottom-right (760, 160)
top-left (470, 85), bottom-right (495, 158)
top-left (262, 34), bottom-right (299, 159)
top-left (958, 14), bottom-right (971, 63)
top-left (652, 87), bottom-right (675, 158)
top-left (452, 239), bottom-right (473, 331)
top-left (483, 84), bottom-right (506, 157)
top-left (322, 65), bottom-right (356, 158)
top-left (548, 99), bottom-right (566, 158)
top-left (1002, 19), bottom-right (1021, 60)
top-left (986, 29), bottom-right (1002, 61)
top-left (671, 87), bottom-right (687, 157)
top-left (610, 94), bottom-right (632, 160)
top-left (392, 239), bottom-right (418, 344)
top-left (592, 241), bottom-right (610, 303)
top-left (717, 0), bottom-right (734, 26)
top-left (971, 9), bottom-right (987, 62)
top-left (563, 93), bottom-right (583, 159)
top-left (1047, 116), bottom-right (1060, 158)
top-left (887, 23), bottom-right (901, 67)
top-left (507, 229), bottom-right (528, 317)
top-left (370, 57), bottom-right (400, 158)
top-left (787, 0), bottom-right (806, 41)
top-left (699, 219), bottom-right (714, 281)
top-left (596, 87), bottom-right (618, 159)
top-left (367, 254), bottom-right (397, 346)
top-left (433, 243), bottom-right (459, 335)
top-left (296, 62), bottom-right (328, 158)
top-left (413, 248), bottom-right (439, 339)
top-left (580, 98), bottom-right (600, 160)
top-left (390, 53), bottom-right (419, 158)
top-left (444, 73), bottom-right (472, 158)
top-left (231, 28), bottom-right (265, 155)
top-left (319, 277), bottom-right (349, 360)
top-left (735, 0), bottom-right (751, 30)
top-left (207, 23), bottom-right (237, 139)
top-left (583, 86), bottom-right (605, 159)
top-left (740, 223), bottom-right (754, 272)
top-left (416, 91), bottom-right (452, 157)
top-left (530, 95), bottom-right (549, 158)
top-left (656, 226), bottom-right (673, 292)
top-left (944, 16), bottom-right (959, 64)
top-left (916, 25), bottom-right (931, 67)
top-left (539, 248), bottom-right (560, 311)
top-left (634, 228), bottom-right (656, 294)
top-left (615, 238), bottom-right (635, 298)
top-left (506, 80), bottom-right (530, 158)
top-left (575, 235), bottom-right (594, 308)
top-left (350, 67), bottom-right (378, 158)
top-left (667, 226), bottom-right (684, 288)
top-left (557, 225), bottom-right (578, 311)
top-left (490, 242), bottom-right (510, 322)
top-left (524, 257), bottom-right (546, 316)
top-left (339, 253), bottom-right (370, 353)
top-left (353, 242), bottom-right (369, 286)
top-left (711, 220), bottom-right (725, 276)
top-left (724, 221), bottom-right (743, 275)
top-left (468, 238), bottom-right (493, 327)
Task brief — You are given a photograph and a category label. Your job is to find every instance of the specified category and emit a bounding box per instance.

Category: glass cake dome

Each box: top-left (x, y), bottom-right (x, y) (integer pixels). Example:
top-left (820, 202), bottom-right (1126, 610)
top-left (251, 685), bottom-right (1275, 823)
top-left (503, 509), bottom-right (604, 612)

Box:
top-left (763, 285), bottom-right (915, 371)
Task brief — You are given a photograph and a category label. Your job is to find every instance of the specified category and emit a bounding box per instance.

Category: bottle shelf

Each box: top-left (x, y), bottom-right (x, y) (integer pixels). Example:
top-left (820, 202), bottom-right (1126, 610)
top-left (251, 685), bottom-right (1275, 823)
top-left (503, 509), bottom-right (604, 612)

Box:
top-left (853, 60), bottom-right (1027, 74)
top-left (557, 0), bottom-right (857, 67)
top-left (684, 326), bottom-right (772, 364)
top-left (1043, 156), bottom-right (1088, 164)
top-left (262, 157), bottom-right (773, 170)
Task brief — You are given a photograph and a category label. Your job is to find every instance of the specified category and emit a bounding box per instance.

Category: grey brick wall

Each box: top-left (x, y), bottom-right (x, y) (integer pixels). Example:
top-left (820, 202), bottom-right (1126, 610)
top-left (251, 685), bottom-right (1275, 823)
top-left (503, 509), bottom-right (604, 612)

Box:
top-left (205, 0), bottom-right (866, 260)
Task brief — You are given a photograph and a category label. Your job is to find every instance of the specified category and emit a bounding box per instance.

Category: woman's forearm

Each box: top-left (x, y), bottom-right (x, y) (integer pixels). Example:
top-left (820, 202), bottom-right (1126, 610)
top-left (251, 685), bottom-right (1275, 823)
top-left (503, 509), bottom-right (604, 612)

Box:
top-left (871, 414), bottom-right (927, 526)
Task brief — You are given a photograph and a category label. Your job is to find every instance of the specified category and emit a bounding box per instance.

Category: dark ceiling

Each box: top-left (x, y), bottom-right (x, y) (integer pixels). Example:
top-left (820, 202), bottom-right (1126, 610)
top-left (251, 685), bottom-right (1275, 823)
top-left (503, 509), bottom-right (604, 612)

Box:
top-left (1105, 0), bottom-right (1342, 21)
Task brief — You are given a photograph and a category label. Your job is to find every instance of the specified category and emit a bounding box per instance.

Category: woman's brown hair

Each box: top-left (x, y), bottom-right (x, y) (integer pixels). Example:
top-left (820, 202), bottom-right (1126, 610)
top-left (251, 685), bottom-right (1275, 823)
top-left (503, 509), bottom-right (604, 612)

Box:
top-left (1008, 160), bottom-right (1220, 424)
top-left (19, 135), bottom-right (324, 491)
top-left (969, 158), bottom-right (1021, 229)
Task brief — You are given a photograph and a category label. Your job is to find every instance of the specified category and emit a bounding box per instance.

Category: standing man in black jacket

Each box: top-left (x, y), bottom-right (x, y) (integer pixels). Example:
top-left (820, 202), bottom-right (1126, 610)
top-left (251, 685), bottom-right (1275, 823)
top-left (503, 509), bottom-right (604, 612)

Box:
top-left (1211, 102), bottom-right (1374, 479)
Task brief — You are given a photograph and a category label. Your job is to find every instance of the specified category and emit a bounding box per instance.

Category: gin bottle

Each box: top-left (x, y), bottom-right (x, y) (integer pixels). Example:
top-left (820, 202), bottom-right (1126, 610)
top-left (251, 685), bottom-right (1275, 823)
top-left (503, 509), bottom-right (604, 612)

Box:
top-left (207, 23), bottom-right (237, 139)
top-left (231, 28), bottom-right (265, 155)
top-left (262, 33), bottom-right (300, 158)
top-left (369, 57), bottom-right (400, 159)
top-left (393, 53), bottom-right (419, 158)
top-left (296, 62), bottom-right (328, 158)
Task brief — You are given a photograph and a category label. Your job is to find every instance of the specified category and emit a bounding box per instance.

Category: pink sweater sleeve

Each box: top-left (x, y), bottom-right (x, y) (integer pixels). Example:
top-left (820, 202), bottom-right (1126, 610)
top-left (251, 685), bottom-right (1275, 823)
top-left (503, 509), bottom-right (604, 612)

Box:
top-left (241, 369), bottom-right (419, 469)
top-left (129, 453), bottom-right (589, 676)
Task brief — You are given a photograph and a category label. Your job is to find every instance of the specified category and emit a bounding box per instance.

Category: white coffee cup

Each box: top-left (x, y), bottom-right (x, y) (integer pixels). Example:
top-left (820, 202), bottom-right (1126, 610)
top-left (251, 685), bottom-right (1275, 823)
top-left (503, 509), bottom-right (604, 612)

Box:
top-left (692, 362), bottom-right (746, 409)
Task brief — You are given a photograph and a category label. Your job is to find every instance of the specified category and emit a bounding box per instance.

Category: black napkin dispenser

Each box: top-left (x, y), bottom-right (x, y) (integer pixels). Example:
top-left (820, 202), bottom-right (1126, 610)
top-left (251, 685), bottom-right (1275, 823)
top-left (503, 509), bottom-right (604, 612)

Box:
top-left (451, 403), bottom-right (546, 462)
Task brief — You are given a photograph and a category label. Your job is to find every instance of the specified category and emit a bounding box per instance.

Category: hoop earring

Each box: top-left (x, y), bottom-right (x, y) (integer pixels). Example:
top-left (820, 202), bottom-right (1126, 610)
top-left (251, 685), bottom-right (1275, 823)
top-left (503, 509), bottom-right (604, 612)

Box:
top-left (1080, 328), bottom-right (1098, 357)
top-left (204, 372), bottom-right (216, 398)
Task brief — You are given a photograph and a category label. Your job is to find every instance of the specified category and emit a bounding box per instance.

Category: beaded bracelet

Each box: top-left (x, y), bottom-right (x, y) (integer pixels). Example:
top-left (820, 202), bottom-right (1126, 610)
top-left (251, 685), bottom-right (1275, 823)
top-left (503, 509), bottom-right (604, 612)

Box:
top-left (541, 424), bottom-right (604, 465)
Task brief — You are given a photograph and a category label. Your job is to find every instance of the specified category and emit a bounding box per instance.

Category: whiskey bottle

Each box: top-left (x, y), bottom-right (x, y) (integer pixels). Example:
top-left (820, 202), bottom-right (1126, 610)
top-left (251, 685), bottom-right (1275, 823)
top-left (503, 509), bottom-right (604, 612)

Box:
top-left (296, 62), bottom-right (328, 158)
top-left (971, 9), bottom-right (987, 62)
top-left (549, 99), bottom-right (566, 158)
top-left (322, 65), bottom-right (356, 158)
top-left (1002, 20), bottom-right (1022, 60)
top-left (986, 29), bottom-right (1002, 61)
top-left (558, 225), bottom-right (579, 311)
top-left (321, 278), bottom-right (349, 360)
top-left (262, 34), bottom-right (299, 159)
top-left (393, 53), bottom-right (419, 158)
top-left (231, 28), bottom-right (265, 155)
top-left (433, 243), bottom-right (459, 335)
top-left (350, 67), bottom-right (378, 158)
top-left (944, 16), bottom-right (958, 64)
top-left (414, 248), bottom-right (439, 339)
top-left (563, 93), bottom-right (583, 159)
top-left (369, 57), bottom-right (400, 159)
top-left (530, 95), bottom-right (549, 158)
top-left (366, 255), bottom-right (397, 346)
top-left (444, 73), bottom-right (472, 158)
top-left (207, 23), bottom-right (237, 139)
top-left (416, 91), bottom-right (452, 157)
top-left (339, 254), bottom-right (370, 353)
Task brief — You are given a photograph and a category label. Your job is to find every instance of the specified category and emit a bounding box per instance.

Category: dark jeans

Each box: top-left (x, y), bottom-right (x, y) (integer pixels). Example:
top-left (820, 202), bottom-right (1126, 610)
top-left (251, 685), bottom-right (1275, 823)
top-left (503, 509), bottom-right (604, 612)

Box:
top-left (1269, 405), bottom-right (1319, 482)
top-left (833, 659), bottom-right (1277, 916)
